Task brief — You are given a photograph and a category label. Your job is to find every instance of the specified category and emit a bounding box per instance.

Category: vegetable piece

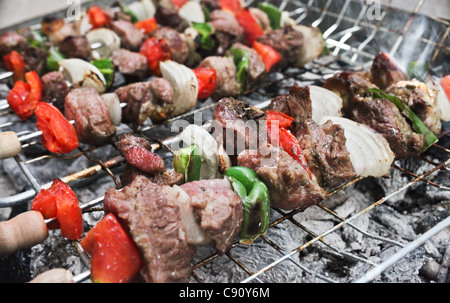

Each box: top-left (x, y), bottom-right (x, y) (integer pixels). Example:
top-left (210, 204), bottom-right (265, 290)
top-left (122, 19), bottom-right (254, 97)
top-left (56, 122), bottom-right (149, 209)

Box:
top-left (91, 58), bottom-right (114, 88)
top-left (192, 22), bottom-right (215, 51)
top-left (31, 179), bottom-right (83, 240)
top-left (173, 144), bottom-right (202, 182)
top-left (88, 5), bottom-right (110, 29)
top-left (434, 76), bottom-right (450, 121)
top-left (171, 0), bottom-right (188, 9)
top-left (265, 110), bottom-right (294, 129)
top-left (139, 37), bottom-right (171, 75)
top-left (218, 0), bottom-right (242, 14)
top-left (3, 50), bottom-right (26, 82)
top-left (46, 47), bottom-right (65, 71)
top-left (6, 71), bottom-right (41, 120)
top-left (160, 60), bottom-right (198, 115)
top-left (252, 41), bottom-right (282, 72)
top-left (101, 93), bottom-right (122, 126)
top-left (35, 102), bottom-right (79, 154)
top-left (192, 67), bottom-right (217, 99)
top-left (309, 85), bottom-right (343, 123)
top-left (86, 28), bottom-right (121, 59)
top-left (258, 2), bottom-right (282, 29)
top-left (319, 116), bottom-right (395, 178)
top-left (225, 166), bottom-right (270, 245)
top-left (228, 47), bottom-right (250, 87)
top-left (80, 213), bottom-right (142, 283)
top-left (368, 88), bottom-right (438, 153)
top-left (134, 18), bottom-right (158, 34)
top-left (178, 1), bottom-right (206, 24)
top-left (58, 58), bottom-right (107, 94)
top-left (126, 0), bottom-right (156, 21)
top-left (235, 8), bottom-right (265, 46)
top-left (441, 75), bottom-right (450, 102)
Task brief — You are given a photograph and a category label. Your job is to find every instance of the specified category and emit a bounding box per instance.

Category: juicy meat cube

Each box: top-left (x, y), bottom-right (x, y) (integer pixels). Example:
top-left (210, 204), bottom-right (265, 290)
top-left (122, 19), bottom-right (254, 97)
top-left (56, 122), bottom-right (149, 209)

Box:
top-left (198, 56), bottom-right (241, 98)
top-left (58, 35), bottom-right (91, 60)
top-left (370, 52), bottom-right (407, 90)
top-left (112, 20), bottom-right (144, 51)
top-left (41, 71), bottom-right (70, 113)
top-left (112, 48), bottom-right (148, 78)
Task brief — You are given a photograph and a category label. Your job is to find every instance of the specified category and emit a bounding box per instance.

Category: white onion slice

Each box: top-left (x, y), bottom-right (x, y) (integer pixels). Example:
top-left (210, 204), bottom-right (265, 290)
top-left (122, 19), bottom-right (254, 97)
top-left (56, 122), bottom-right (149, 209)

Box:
top-left (160, 60), bottom-right (198, 116)
top-left (101, 93), bottom-right (122, 126)
top-left (178, 124), bottom-right (220, 180)
top-left (86, 28), bottom-right (121, 59)
top-left (162, 185), bottom-right (209, 245)
top-left (128, 0), bottom-right (156, 21)
top-left (58, 59), bottom-right (106, 94)
top-left (428, 78), bottom-right (450, 122)
top-left (310, 85), bottom-right (343, 123)
top-left (319, 116), bottom-right (395, 178)
top-left (292, 25), bottom-right (325, 66)
top-left (178, 1), bottom-right (205, 24)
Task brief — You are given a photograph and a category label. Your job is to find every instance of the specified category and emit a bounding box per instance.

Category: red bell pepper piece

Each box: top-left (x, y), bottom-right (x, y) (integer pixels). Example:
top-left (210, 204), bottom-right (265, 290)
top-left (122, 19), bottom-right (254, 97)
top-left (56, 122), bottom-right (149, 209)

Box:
top-left (218, 0), bottom-right (243, 14)
top-left (171, 0), bottom-right (188, 9)
top-left (80, 213), bottom-right (142, 283)
top-left (253, 41), bottom-right (282, 72)
top-left (134, 18), bottom-right (158, 34)
top-left (35, 102), bottom-right (79, 154)
top-left (235, 9), bottom-right (265, 46)
top-left (265, 110), bottom-right (294, 129)
top-left (88, 5), bottom-right (110, 29)
top-left (3, 50), bottom-right (26, 82)
top-left (6, 71), bottom-right (41, 120)
top-left (440, 75), bottom-right (450, 102)
top-left (139, 37), bottom-right (171, 76)
top-left (31, 179), bottom-right (83, 240)
top-left (193, 67), bottom-right (217, 99)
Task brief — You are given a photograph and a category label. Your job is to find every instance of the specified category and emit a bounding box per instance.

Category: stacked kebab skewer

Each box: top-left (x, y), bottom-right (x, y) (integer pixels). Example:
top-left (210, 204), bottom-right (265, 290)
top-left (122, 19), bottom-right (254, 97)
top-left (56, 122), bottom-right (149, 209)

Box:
top-left (0, 0), bottom-right (449, 283)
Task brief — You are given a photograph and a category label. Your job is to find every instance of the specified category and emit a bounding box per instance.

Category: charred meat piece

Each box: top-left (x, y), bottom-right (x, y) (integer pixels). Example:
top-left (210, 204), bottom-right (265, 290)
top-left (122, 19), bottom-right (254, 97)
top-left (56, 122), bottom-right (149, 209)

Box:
top-left (104, 176), bottom-right (196, 283)
top-left (238, 144), bottom-right (327, 210)
top-left (297, 119), bottom-right (357, 191)
top-left (117, 134), bottom-right (166, 174)
top-left (22, 46), bottom-right (48, 76)
top-left (41, 17), bottom-right (78, 44)
top-left (41, 71), bottom-right (70, 112)
top-left (387, 80), bottom-right (442, 135)
top-left (112, 48), bottom-right (148, 78)
top-left (268, 84), bottom-right (312, 125)
top-left (212, 97), bottom-right (266, 163)
top-left (115, 79), bottom-right (174, 129)
top-left (112, 20), bottom-right (144, 51)
top-left (370, 52), bottom-right (407, 90)
top-left (120, 164), bottom-right (184, 188)
top-left (210, 10), bottom-right (244, 55)
top-left (64, 87), bottom-right (116, 145)
top-left (150, 27), bottom-right (189, 64)
top-left (0, 31), bottom-right (28, 57)
top-left (228, 42), bottom-right (266, 86)
top-left (198, 56), bottom-right (241, 98)
top-left (58, 35), bottom-right (91, 60)
top-left (180, 179), bottom-right (243, 255)
top-left (257, 24), bottom-right (303, 67)
top-left (154, 4), bottom-right (187, 31)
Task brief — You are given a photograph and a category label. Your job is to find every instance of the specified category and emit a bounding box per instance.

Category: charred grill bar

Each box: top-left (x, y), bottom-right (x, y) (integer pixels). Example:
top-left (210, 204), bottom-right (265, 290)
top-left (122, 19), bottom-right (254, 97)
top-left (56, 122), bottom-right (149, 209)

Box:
top-left (0, 0), bottom-right (449, 283)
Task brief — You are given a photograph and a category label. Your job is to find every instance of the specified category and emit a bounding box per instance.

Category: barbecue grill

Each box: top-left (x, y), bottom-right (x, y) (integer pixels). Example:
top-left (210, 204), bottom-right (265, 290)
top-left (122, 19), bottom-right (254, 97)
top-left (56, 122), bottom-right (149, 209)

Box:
top-left (0, 0), bottom-right (449, 284)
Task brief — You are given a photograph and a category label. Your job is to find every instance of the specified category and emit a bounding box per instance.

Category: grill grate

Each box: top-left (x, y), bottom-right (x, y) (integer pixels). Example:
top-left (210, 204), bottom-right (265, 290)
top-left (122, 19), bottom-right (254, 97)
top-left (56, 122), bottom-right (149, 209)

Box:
top-left (0, 0), bottom-right (449, 283)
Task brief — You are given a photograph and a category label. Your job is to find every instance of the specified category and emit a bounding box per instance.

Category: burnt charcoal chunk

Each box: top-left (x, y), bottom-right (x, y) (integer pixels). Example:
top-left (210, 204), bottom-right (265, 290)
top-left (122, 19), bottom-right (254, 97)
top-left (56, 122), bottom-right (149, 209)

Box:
top-left (181, 179), bottom-right (243, 254)
top-left (104, 176), bottom-right (196, 283)
top-left (238, 144), bottom-right (327, 210)
top-left (64, 87), bottom-right (116, 145)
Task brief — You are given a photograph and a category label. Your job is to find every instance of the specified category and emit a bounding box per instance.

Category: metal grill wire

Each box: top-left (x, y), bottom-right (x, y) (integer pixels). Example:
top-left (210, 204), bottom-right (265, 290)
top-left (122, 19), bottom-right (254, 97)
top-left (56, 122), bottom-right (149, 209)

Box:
top-left (0, 0), bottom-right (448, 283)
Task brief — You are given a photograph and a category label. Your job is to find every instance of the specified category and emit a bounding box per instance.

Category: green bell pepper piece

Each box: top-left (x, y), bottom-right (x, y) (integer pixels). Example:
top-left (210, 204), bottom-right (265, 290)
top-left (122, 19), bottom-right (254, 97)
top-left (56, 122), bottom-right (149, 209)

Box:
top-left (258, 2), bottom-right (282, 29)
top-left (173, 144), bottom-right (202, 182)
top-left (225, 166), bottom-right (270, 245)
top-left (193, 22), bottom-right (215, 51)
top-left (46, 47), bottom-right (65, 71)
top-left (91, 58), bottom-right (114, 88)
top-left (228, 47), bottom-right (250, 88)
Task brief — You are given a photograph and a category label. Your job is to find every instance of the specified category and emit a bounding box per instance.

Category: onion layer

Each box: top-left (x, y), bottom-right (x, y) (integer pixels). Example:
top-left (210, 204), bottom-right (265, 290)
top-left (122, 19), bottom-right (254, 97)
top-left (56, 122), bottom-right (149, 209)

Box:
top-left (58, 59), bottom-right (106, 94)
top-left (310, 85), bottom-right (343, 123)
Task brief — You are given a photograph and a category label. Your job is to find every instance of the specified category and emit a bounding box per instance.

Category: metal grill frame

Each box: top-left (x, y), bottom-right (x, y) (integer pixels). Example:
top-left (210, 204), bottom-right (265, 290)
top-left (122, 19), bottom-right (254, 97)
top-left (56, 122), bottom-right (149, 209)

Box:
top-left (0, 0), bottom-right (449, 283)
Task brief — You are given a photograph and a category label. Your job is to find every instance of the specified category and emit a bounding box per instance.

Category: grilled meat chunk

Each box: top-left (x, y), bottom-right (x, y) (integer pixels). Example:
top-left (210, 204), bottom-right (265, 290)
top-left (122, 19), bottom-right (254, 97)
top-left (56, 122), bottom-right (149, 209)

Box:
top-left (115, 79), bottom-right (174, 129)
top-left (180, 179), bottom-right (243, 254)
top-left (268, 84), bottom-right (312, 125)
top-left (112, 48), bottom-right (148, 78)
top-left (238, 144), bottom-right (327, 210)
top-left (387, 80), bottom-right (442, 135)
top-left (228, 42), bottom-right (266, 87)
top-left (0, 31), bottom-right (28, 57)
top-left (210, 9), bottom-right (244, 55)
top-left (58, 35), bottom-right (91, 60)
top-left (297, 119), bottom-right (357, 191)
top-left (257, 24), bottom-right (304, 67)
top-left (112, 20), bottom-right (144, 51)
top-left (120, 164), bottom-right (184, 187)
top-left (41, 71), bottom-right (70, 112)
top-left (150, 27), bottom-right (189, 64)
top-left (64, 87), bottom-right (116, 145)
top-left (198, 56), bottom-right (241, 98)
top-left (154, 3), bottom-right (187, 31)
top-left (117, 134), bottom-right (166, 174)
top-left (370, 52), bottom-right (407, 89)
top-left (104, 176), bottom-right (196, 283)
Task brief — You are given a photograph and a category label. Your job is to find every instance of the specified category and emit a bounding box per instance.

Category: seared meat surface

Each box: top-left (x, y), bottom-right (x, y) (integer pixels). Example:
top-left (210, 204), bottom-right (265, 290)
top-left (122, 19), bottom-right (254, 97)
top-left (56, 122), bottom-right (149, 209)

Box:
top-left (58, 35), bottom-right (91, 60)
top-left (228, 42), bottom-right (266, 87)
top-left (120, 164), bottom-right (184, 187)
top-left (150, 27), bottom-right (189, 64)
top-left (41, 71), bottom-right (70, 113)
top-left (268, 84), bottom-right (312, 125)
top-left (104, 176), bottom-right (196, 283)
top-left (112, 49), bottom-right (148, 79)
top-left (209, 10), bottom-right (244, 55)
top-left (64, 87), bottom-right (116, 145)
top-left (112, 20), bottom-right (144, 51)
top-left (370, 52), bottom-right (407, 90)
top-left (198, 56), bottom-right (241, 98)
